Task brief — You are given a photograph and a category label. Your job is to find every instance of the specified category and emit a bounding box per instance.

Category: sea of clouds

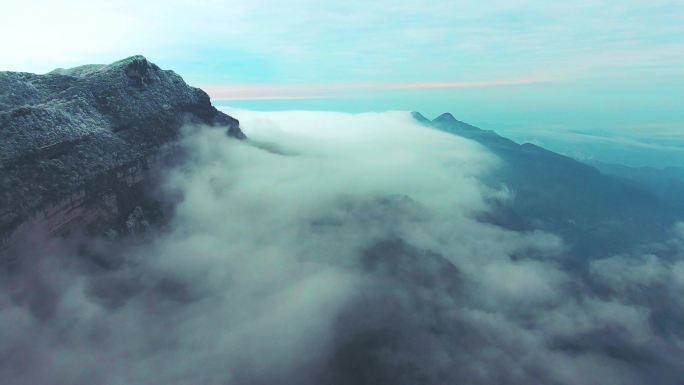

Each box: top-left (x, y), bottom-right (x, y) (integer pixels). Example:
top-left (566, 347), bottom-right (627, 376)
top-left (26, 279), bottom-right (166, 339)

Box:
top-left (1, 110), bottom-right (683, 384)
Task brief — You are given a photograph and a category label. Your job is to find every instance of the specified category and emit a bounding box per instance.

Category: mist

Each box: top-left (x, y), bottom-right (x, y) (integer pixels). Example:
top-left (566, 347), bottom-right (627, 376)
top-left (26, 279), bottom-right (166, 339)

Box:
top-left (1, 110), bottom-right (684, 384)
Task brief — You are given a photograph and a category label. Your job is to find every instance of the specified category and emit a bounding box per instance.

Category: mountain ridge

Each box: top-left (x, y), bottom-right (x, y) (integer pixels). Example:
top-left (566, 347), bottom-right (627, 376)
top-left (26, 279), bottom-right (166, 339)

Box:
top-left (412, 111), bottom-right (681, 256)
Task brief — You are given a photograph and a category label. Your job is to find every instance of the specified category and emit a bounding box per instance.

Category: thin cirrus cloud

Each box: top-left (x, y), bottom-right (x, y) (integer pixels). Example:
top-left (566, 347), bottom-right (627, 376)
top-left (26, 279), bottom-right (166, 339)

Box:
top-left (203, 76), bottom-right (551, 100)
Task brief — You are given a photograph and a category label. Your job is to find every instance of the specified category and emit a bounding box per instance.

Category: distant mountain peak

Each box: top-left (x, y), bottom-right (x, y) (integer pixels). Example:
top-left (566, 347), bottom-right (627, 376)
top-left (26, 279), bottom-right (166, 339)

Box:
top-left (413, 112), bottom-right (477, 131)
top-left (433, 112), bottom-right (456, 123)
top-left (411, 111), bottom-right (430, 124)
top-left (430, 112), bottom-right (481, 133)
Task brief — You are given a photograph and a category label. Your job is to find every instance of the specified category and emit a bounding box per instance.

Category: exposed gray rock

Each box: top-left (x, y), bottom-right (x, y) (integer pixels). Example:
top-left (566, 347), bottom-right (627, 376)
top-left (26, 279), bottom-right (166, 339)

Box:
top-left (0, 55), bottom-right (244, 242)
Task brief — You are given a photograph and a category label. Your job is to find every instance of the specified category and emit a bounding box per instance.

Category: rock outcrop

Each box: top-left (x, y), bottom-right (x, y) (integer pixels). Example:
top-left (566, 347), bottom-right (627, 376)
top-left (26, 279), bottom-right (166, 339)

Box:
top-left (0, 55), bottom-right (244, 245)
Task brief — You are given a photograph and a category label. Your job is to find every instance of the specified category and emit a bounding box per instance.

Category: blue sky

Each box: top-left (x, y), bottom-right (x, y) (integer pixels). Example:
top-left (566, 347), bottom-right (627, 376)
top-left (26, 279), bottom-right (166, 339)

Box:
top-left (2, 0), bottom-right (683, 166)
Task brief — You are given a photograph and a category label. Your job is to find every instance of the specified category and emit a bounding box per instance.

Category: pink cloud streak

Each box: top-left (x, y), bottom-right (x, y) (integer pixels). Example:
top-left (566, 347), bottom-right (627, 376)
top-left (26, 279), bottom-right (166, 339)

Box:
top-left (203, 76), bottom-right (551, 100)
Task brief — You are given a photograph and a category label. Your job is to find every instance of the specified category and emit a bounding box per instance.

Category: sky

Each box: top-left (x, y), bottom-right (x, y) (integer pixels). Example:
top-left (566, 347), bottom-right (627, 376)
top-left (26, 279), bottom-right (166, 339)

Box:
top-left (1, 0), bottom-right (683, 166)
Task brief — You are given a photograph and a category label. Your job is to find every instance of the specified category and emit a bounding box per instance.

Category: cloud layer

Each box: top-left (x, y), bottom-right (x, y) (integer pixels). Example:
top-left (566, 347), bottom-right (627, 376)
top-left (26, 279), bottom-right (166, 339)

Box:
top-left (1, 110), bottom-right (684, 384)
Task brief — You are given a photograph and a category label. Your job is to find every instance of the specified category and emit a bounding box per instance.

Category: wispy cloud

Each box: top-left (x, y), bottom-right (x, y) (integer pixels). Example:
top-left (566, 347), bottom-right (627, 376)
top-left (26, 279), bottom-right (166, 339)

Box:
top-left (204, 76), bottom-right (551, 100)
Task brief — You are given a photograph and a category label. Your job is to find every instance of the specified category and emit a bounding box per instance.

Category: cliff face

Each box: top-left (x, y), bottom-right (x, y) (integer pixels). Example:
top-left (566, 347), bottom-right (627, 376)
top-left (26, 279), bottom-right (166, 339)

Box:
top-left (0, 55), bottom-right (244, 244)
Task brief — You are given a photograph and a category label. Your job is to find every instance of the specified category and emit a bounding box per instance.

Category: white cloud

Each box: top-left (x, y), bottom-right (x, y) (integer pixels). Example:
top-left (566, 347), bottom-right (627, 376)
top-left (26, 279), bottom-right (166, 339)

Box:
top-left (2, 0), bottom-right (682, 83)
top-left (2, 110), bottom-right (684, 384)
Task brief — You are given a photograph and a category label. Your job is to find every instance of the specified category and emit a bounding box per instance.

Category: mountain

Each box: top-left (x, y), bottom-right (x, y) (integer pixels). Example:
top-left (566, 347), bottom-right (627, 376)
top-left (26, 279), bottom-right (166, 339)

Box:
top-left (413, 112), bottom-right (682, 257)
top-left (589, 161), bottom-right (684, 212)
top-left (0, 56), bottom-right (244, 246)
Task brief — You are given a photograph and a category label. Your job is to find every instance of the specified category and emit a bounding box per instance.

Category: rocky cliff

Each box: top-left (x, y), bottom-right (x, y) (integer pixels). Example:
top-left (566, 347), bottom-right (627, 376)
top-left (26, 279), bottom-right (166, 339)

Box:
top-left (0, 55), bottom-right (244, 245)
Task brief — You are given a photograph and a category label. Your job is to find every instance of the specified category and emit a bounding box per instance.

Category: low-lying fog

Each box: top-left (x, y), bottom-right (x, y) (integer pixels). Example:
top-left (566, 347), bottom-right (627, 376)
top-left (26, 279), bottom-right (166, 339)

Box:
top-left (2, 110), bottom-right (683, 385)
